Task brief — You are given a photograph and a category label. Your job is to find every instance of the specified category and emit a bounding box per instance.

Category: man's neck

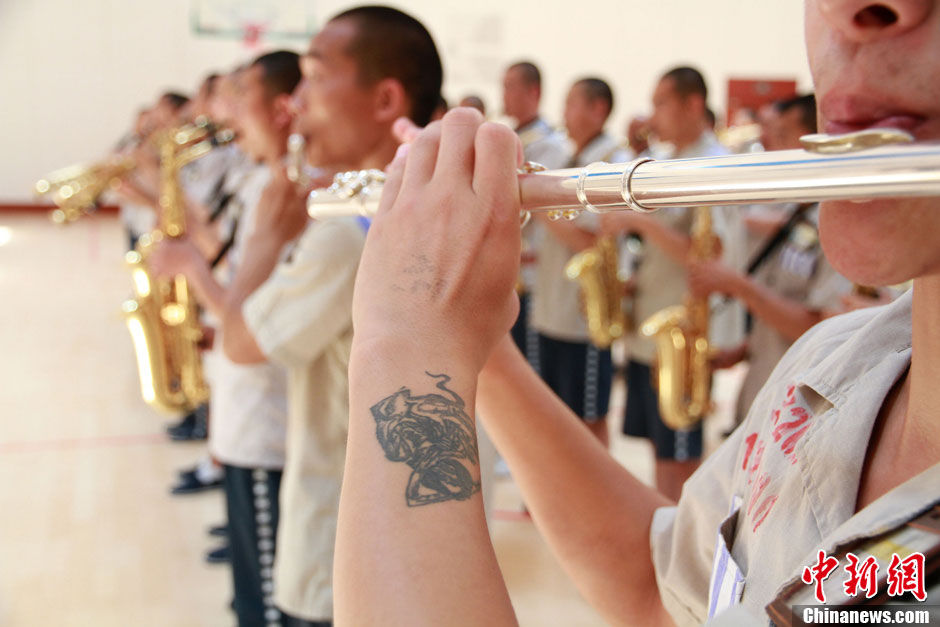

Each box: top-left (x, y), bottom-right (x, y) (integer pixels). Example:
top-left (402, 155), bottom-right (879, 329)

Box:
top-left (259, 130), bottom-right (291, 167)
top-left (355, 131), bottom-right (400, 171)
top-left (909, 275), bottom-right (940, 440)
top-left (856, 276), bottom-right (940, 511)
top-left (671, 121), bottom-right (707, 155)
top-left (515, 113), bottom-right (539, 131)
top-left (573, 129), bottom-right (604, 156)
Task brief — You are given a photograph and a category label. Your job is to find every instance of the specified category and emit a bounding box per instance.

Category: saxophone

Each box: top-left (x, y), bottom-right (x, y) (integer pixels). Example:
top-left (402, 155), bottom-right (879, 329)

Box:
top-left (565, 236), bottom-right (627, 349)
top-left (122, 122), bottom-right (230, 413)
top-left (640, 207), bottom-right (717, 430)
top-left (35, 157), bottom-right (135, 224)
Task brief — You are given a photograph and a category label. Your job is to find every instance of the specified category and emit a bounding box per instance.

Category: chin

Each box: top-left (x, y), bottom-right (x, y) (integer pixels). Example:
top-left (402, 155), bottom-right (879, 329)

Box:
top-left (819, 197), bottom-right (940, 286)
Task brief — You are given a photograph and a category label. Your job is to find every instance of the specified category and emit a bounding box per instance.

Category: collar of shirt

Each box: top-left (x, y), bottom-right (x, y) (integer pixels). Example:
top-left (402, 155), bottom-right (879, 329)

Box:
top-left (674, 130), bottom-right (729, 160)
top-left (572, 132), bottom-right (624, 167)
top-left (516, 117), bottom-right (555, 147)
top-left (516, 116), bottom-right (549, 134)
top-left (780, 290), bottom-right (940, 583)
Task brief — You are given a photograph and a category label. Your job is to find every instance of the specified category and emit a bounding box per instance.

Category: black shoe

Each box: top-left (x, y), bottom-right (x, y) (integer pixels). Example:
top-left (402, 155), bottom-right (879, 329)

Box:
top-left (166, 412), bottom-right (195, 439)
top-left (208, 524), bottom-right (228, 538)
top-left (170, 469), bottom-right (222, 495)
top-left (166, 405), bottom-right (208, 441)
top-left (205, 544), bottom-right (230, 564)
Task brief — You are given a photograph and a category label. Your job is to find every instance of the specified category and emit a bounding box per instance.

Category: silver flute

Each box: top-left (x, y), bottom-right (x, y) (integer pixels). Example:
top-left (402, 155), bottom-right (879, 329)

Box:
top-left (306, 129), bottom-right (940, 219)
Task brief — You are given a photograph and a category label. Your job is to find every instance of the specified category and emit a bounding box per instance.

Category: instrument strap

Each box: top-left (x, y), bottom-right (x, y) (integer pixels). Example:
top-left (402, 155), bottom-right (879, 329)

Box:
top-left (745, 203), bottom-right (815, 276)
top-left (208, 172), bottom-right (235, 223)
top-left (711, 203), bottom-right (814, 319)
top-left (209, 214), bottom-right (239, 270)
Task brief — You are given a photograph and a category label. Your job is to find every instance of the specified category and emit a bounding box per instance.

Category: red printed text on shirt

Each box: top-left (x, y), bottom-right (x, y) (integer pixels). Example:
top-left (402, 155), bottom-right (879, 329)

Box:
top-left (740, 384), bottom-right (816, 533)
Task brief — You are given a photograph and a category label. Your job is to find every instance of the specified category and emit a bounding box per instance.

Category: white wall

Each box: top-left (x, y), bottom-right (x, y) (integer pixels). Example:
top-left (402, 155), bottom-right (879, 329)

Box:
top-left (0, 0), bottom-right (811, 202)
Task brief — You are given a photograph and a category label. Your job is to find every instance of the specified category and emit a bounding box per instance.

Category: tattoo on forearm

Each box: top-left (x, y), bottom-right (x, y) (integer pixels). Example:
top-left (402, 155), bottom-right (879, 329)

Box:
top-left (370, 372), bottom-right (480, 506)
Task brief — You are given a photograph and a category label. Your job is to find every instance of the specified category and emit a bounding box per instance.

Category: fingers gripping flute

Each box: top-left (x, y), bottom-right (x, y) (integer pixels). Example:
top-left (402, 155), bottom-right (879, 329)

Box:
top-left (308, 129), bottom-right (940, 428)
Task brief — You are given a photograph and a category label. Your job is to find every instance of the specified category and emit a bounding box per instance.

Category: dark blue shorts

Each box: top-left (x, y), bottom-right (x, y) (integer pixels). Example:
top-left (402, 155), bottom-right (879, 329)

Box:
top-left (224, 464), bottom-right (283, 626)
top-left (622, 360), bottom-right (703, 461)
top-left (537, 333), bottom-right (612, 422)
top-left (511, 292), bottom-right (540, 370)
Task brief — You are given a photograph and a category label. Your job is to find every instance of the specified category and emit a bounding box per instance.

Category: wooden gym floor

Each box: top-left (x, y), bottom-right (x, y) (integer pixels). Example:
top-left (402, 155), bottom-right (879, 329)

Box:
top-left (0, 212), bottom-right (740, 626)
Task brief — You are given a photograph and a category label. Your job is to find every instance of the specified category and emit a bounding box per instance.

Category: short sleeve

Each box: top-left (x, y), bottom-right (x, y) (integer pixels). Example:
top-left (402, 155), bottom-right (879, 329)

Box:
top-left (651, 426), bottom-right (747, 625)
top-left (530, 135), bottom-right (572, 170)
top-left (609, 147), bottom-right (634, 164)
top-left (577, 211), bottom-right (600, 233)
top-left (805, 257), bottom-right (852, 311)
top-left (243, 219), bottom-right (365, 369)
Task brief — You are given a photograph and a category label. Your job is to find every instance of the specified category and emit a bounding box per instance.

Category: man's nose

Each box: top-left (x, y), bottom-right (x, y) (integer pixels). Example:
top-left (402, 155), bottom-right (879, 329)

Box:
top-left (816, 0), bottom-right (934, 43)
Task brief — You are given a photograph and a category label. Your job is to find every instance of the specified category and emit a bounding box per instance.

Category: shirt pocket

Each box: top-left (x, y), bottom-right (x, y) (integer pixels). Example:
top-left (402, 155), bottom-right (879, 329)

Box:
top-left (707, 495), bottom-right (747, 619)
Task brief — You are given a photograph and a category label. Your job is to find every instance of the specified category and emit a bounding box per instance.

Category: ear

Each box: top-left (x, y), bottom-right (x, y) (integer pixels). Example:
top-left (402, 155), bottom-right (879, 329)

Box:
top-left (685, 93), bottom-right (706, 117)
top-left (591, 98), bottom-right (612, 124)
top-left (372, 78), bottom-right (409, 124)
top-left (271, 92), bottom-right (295, 130)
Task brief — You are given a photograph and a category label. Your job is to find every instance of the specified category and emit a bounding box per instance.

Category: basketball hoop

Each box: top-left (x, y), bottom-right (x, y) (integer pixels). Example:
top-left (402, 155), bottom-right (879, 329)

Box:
top-left (190, 0), bottom-right (316, 44)
top-left (241, 21), bottom-right (267, 47)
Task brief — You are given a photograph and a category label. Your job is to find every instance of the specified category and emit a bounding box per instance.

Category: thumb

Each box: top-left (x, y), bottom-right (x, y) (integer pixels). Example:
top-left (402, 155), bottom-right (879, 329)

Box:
top-left (392, 116), bottom-right (422, 144)
top-left (270, 162), bottom-right (290, 185)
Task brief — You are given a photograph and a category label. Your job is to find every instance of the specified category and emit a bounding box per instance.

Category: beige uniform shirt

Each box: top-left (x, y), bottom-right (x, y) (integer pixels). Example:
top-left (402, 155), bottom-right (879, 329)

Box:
top-left (180, 142), bottom-right (246, 208)
top-left (208, 164), bottom-right (289, 470)
top-left (629, 131), bottom-right (740, 364)
top-left (243, 216), bottom-right (366, 621)
top-left (517, 117), bottom-right (570, 170)
top-left (736, 205), bottom-right (851, 422)
top-left (650, 290), bottom-right (939, 624)
top-left (517, 117), bottom-right (571, 293)
top-left (531, 132), bottom-right (631, 342)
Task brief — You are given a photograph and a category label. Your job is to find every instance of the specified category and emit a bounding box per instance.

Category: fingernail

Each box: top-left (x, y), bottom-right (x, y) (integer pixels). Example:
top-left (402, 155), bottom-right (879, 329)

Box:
top-left (394, 142), bottom-right (410, 162)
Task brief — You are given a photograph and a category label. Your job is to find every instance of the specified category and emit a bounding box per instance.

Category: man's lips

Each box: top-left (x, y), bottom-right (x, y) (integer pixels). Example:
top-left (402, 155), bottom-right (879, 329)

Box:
top-left (824, 114), bottom-right (926, 135)
top-left (820, 93), bottom-right (929, 135)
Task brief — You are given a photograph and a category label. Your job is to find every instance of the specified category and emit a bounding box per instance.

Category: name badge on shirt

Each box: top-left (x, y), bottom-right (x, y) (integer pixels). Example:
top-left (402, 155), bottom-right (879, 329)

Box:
top-left (779, 234), bottom-right (819, 280)
top-left (790, 222), bottom-right (819, 251)
top-left (708, 495), bottom-right (747, 619)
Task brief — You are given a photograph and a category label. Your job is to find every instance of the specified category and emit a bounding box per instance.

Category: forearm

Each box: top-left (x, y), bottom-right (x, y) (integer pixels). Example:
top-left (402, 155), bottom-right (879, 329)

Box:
top-left (185, 200), bottom-right (222, 259)
top-left (476, 337), bottom-right (673, 626)
top-left (335, 339), bottom-right (517, 626)
top-left (539, 218), bottom-right (596, 253)
top-left (189, 224), bottom-right (223, 260)
top-left (727, 273), bottom-right (824, 342)
top-left (631, 215), bottom-right (690, 265)
top-left (221, 233), bottom-right (288, 364)
top-left (185, 196), bottom-right (212, 225)
top-left (179, 259), bottom-right (227, 320)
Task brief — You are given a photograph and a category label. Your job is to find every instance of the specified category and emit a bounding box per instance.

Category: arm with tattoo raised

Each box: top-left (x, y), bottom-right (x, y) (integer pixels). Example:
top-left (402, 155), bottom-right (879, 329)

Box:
top-left (334, 108), bottom-right (521, 626)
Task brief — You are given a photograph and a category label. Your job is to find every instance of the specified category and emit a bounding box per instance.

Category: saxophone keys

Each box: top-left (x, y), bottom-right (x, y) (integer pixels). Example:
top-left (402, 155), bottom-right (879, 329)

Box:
top-left (160, 303), bottom-right (187, 326)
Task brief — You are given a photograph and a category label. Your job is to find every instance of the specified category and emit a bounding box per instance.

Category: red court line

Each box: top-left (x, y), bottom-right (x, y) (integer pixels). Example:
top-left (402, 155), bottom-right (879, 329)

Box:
top-left (0, 432), bottom-right (168, 454)
top-left (88, 215), bottom-right (100, 261)
top-left (493, 509), bottom-right (533, 522)
top-left (0, 203), bottom-right (120, 214)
